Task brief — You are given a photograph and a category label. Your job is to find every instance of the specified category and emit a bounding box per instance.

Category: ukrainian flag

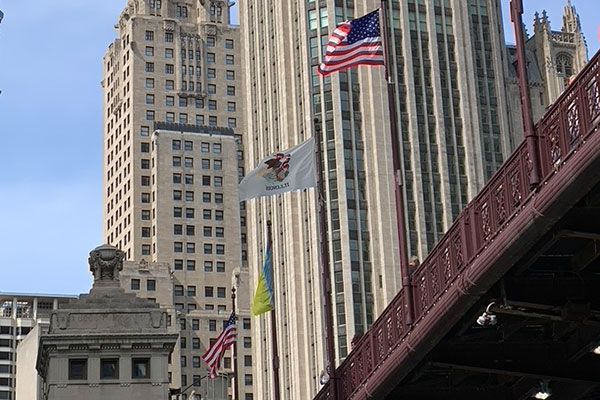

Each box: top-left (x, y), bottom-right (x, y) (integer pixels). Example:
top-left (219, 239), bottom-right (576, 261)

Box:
top-left (251, 241), bottom-right (274, 316)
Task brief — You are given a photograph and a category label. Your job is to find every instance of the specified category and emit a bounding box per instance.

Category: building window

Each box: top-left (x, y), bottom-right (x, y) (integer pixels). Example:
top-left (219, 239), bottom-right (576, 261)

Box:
top-left (216, 262), bottom-right (225, 272)
top-left (226, 86), bottom-right (235, 96)
top-left (215, 210), bottom-right (223, 220)
top-left (244, 355), bottom-right (252, 367)
top-left (146, 110), bottom-right (155, 120)
top-left (174, 259), bottom-right (183, 270)
top-left (192, 319), bottom-right (200, 330)
top-left (187, 285), bottom-right (196, 296)
top-left (131, 279), bottom-right (140, 290)
top-left (173, 207), bottom-right (182, 217)
top-left (193, 338), bottom-right (200, 349)
top-left (141, 159), bottom-right (150, 169)
top-left (203, 226), bottom-right (212, 237)
top-left (186, 243), bottom-right (196, 253)
top-left (166, 80), bottom-right (174, 90)
top-left (69, 359), bottom-right (87, 380)
top-left (166, 96), bottom-right (175, 106)
top-left (100, 359), bottom-right (119, 379)
top-left (175, 285), bottom-right (184, 296)
top-left (145, 30), bottom-right (154, 41)
top-left (184, 141), bottom-right (193, 151)
top-left (141, 193), bottom-right (150, 203)
top-left (140, 126), bottom-right (150, 136)
top-left (172, 139), bottom-right (181, 150)
top-left (205, 287), bottom-right (214, 297)
top-left (141, 175), bottom-right (150, 186)
top-left (227, 101), bottom-right (236, 112)
top-left (187, 260), bottom-right (196, 271)
top-left (217, 287), bottom-right (226, 298)
top-left (145, 78), bottom-right (154, 88)
top-left (141, 227), bottom-right (151, 237)
top-left (207, 68), bottom-right (216, 79)
top-left (165, 64), bottom-right (174, 74)
top-left (243, 337), bottom-right (251, 348)
top-left (204, 244), bottom-right (212, 254)
top-left (202, 176), bottom-right (211, 186)
top-left (132, 358), bottom-right (150, 379)
top-left (173, 224), bottom-right (182, 235)
top-left (245, 374), bottom-right (253, 386)
top-left (166, 111), bottom-right (175, 122)
top-left (173, 190), bottom-right (182, 200)
top-left (142, 210), bottom-right (151, 220)
top-left (207, 36), bottom-right (216, 47)
top-left (203, 209), bottom-right (212, 219)
top-left (180, 356), bottom-right (187, 368)
top-left (208, 100), bottom-right (217, 111)
top-left (145, 46), bottom-right (154, 56)
top-left (174, 242), bottom-right (183, 252)
top-left (225, 39), bottom-right (234, 49)
top-left (185, 191), bottom-right (194, 201)
top-left (216, 244), bottom-right (225, 255)
top-left (215, 193), bottom-right (223, 203)
top-left (228, 118), bottom-right (237, 128)
top-left (186, 208), bottom-right (195, 218)
top-left (204, 261), bottom-right (213, 272)
top-left (208, 319), bottom-right (217, 331)
top-left (145, 62), bottom-right (154, 72)
top-left (186, 225), bottom-right (195, 235)
top-left (215, 227), bottom-right (224, 238)
top-left (207, 53), bottom-right (215, 63)
top-left (147, 279), bottom-right (156, 291)
top-left (141, 245), bottom-right (151, 255)
top-left (207, 84), bottom-right (216, 94)
top-left (193, 356), bottom-right (201, 368)
top-left (179, 113), bottom-right (188, 124)
top-left (225, 55), bottom-right (234, 65)
top-left (184, 157), bottom-right (193, 168)
top-left (165, 48), bottom-right (174, 58)
top-left (226, 70), bottom-right (235, 80)
top-left (243, 318), bottom-right (251, 329)
top-left (165, 32), bottom-right (174, 42)
top-left (172, 156), bottom-right (181, 167)
top-left (213, 143), bottom-right (222, 153)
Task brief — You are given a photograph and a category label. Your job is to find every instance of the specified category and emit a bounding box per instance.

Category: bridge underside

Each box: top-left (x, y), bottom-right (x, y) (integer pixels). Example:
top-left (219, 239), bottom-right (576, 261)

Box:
top-left (388, 184), bottom-right (600, 399)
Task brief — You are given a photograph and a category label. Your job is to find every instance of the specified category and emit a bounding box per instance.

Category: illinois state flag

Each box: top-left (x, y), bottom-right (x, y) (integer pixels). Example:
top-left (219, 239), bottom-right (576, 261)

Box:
top-left (238, 137), bottom-right (317, 201)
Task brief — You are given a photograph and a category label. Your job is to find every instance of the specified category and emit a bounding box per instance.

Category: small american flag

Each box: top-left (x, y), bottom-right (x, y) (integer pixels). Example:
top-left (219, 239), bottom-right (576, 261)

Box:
top-left (317, 9), bottom-right (384, 76)
top-left (201, 312), bottom-right (237, 378)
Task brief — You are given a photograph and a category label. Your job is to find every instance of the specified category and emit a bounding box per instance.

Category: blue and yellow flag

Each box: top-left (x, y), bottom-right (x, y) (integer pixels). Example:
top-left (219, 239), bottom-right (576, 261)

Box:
top-left (251, 241), bottom-right (274, 316)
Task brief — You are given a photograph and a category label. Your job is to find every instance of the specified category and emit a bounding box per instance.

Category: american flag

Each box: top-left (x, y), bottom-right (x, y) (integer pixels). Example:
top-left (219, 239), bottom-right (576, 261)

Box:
top-left (317, 9), bottom-right (384, 76)
top-left (201, 312), bottom-right (237, 378)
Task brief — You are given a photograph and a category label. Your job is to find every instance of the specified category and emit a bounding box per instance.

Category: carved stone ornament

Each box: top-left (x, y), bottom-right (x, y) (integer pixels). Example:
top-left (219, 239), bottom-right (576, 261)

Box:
top-left (88, 244), bottom-right (125, 283)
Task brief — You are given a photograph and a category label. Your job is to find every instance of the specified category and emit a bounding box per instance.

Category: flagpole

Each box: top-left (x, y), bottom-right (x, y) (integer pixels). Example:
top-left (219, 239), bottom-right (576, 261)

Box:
top-left (231, 287), bottom-right (240, 400)
top-left (266, 220), bottom-right (281, 400)
top-left (380, 0), bottom-right (414, 325)
top-left (313, 118), bottom-right (338, 400)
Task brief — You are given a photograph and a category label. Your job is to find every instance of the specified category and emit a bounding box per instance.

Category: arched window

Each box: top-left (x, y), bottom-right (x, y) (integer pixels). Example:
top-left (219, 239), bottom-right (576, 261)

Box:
top-left (556, 53), bottom-right (573, 77)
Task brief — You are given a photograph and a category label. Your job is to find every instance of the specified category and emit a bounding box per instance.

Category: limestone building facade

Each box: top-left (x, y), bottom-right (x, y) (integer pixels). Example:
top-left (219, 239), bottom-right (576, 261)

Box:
top-left (101, 1), bottom-right (252, 397)
top-left (238, 1), bottom-right (589, 399)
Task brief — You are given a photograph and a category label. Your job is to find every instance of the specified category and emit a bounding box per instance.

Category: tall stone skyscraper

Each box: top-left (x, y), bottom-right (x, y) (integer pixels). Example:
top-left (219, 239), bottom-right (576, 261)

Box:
top-left (101, 0), bottom-right (252, 398)
top-left (239, 1), bottom-right (515, 399)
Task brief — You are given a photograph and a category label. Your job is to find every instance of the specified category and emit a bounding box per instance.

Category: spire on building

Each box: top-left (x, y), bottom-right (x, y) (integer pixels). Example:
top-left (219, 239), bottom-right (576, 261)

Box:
top-left (562, 0), bottom-right (582, 33)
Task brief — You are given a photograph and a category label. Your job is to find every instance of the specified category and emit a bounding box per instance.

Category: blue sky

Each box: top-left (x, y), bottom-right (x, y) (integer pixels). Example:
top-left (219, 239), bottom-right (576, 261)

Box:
top-left (0, 0), bottom-right (597, 295)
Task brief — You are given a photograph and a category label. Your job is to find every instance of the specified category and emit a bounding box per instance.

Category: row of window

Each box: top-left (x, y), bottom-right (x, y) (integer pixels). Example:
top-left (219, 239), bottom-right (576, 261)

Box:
top-left (144, 31), bottom-right (234, 50)
top-left (68, 358), bottom-right (150, 380)
top-left (145, 111), bottom-right (236, 127)
top-left (172, 187), bottom-right (224, 201)
top-left (171, 157), bottom-right (225, 170)
top-left (173, 259), bottom-right (225, 272)
top-left (173, 140), bottom-right (222, 153)
top-left (173, 242), bottom-right (225, 255)
top-left (130, 279), bottom-right (156, 291)
top-left (145, 94), bottom-right (236, 110)
top-left (171, 225), bottom-right (224, 237)
top-left (144, 55), bottom-right (234, 68)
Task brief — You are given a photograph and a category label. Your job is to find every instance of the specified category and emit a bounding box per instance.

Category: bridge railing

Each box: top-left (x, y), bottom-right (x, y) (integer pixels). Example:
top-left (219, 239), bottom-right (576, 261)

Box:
top-left (315, 50), bottom-right (600, 400)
